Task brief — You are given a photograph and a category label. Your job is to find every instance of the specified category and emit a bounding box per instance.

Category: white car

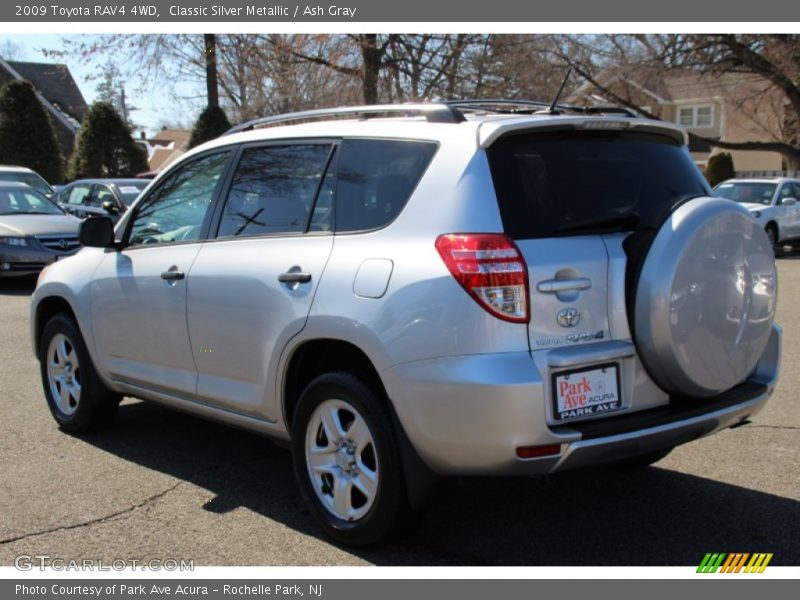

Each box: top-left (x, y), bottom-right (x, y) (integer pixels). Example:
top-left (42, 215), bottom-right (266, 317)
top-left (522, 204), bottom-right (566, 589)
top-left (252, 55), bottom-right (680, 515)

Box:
top-left (713, 178), bottom-right (800, 248)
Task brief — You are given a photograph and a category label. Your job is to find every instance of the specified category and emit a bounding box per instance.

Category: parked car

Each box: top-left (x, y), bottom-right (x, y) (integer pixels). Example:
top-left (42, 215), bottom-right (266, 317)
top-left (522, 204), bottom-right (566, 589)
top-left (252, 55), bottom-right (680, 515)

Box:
top-left (0, 182), bottom-right (81, 277)
top-left (55, 179), bottom-right (149, 222)
top-left (0, 165), bottom-right (55, 198)
top-left (712, 177), bottom-right (800, 248)
top-left (31, 102), bottom-right (781, 545)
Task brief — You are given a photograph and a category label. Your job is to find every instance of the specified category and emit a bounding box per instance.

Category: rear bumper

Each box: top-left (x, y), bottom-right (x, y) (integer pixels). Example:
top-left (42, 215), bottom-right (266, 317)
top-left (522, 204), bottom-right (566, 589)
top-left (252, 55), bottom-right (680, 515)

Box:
top-left (382, 324), bottom-right (781, 475)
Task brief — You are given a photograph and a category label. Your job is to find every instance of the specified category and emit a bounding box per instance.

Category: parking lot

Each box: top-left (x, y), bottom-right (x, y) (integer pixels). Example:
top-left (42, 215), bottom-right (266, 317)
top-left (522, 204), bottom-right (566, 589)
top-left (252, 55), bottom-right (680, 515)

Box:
top-left (0, 259), bottom-right (798, 567)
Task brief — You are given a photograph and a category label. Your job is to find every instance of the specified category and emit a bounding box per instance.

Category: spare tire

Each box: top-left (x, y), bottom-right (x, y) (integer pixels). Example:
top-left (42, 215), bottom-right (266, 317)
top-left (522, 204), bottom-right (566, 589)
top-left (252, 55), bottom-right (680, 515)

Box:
top-left (633, 197), bottom-right (777, 398)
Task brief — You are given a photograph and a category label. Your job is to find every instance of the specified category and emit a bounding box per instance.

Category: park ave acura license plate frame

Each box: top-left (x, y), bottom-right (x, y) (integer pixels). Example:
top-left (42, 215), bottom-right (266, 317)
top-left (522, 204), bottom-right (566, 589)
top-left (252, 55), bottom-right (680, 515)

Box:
top-left (551, 363), bottom-right (622, 422)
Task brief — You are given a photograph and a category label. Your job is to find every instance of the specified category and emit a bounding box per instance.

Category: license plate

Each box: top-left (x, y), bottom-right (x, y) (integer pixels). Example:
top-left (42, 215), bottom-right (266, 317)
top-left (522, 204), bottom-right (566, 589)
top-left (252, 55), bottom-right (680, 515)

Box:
top-left (552, 364), bottom-right (622, 422)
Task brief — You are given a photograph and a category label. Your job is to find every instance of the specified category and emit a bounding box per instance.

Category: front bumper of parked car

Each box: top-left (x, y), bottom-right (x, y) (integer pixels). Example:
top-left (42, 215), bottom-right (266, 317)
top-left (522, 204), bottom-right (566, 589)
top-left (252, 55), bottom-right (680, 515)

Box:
top-left (0, 243), bottom-right (79, 277)
top-left (383, 324), bottom-right (781, 476)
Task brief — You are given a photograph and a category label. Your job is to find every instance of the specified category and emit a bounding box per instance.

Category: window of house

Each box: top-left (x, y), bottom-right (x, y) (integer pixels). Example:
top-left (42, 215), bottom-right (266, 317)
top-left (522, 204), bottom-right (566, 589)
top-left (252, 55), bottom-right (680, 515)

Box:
top-left (677, 105), bottom-right (714, 128)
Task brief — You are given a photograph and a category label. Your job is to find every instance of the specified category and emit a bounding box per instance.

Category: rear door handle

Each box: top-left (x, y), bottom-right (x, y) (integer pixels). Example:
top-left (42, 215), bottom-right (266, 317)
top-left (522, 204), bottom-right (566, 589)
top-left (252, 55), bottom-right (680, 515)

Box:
top-left (161, 267), bottom-right (185, 281)
top-left (278, 271), bottom-right (312, 284)
top-left (537, 277), bottom-right (592, 293)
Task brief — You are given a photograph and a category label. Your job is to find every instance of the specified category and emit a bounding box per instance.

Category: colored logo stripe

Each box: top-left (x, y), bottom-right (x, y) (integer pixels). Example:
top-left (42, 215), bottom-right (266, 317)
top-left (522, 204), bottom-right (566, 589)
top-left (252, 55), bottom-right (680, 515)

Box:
top-left (697, 553), bottom-right (726, 573)
top-left (697, 553), bottom-right (773, 573)
top-left (745, 553), bottom-right (773, 573)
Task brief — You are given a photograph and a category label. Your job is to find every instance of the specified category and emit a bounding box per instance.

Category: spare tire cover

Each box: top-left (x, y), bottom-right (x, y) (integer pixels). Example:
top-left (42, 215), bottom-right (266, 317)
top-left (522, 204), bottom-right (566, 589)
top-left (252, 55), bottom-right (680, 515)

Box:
top-left (634, 197), bottom-right (777, 398)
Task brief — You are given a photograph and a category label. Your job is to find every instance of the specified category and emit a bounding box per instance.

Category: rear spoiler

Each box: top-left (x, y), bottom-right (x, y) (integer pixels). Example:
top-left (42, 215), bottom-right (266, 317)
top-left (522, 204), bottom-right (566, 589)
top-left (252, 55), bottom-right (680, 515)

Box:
top-left (477, 117), bottom-right (688, 148)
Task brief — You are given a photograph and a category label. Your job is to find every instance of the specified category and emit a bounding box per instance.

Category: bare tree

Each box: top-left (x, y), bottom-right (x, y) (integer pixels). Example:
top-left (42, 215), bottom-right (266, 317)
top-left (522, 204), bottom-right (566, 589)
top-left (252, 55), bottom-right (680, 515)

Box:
top-left (547, 34), bottom-right (800, 168)
top-left (0, 40), bottom-right (26, 61)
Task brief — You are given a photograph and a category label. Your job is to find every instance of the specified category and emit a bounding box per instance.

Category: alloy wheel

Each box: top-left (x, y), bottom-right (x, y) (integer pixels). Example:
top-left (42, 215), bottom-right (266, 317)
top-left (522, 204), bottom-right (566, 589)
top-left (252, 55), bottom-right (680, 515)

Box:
top-left (304, 398), bottom-right (379, 522)
top-left (46, 333), bottom-right (81, 416)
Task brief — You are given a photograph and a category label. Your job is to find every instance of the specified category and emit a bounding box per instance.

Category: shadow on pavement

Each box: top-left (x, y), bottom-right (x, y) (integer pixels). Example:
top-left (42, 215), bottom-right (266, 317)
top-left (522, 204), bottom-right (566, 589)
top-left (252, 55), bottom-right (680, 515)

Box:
top-left (0, 277), bottom-right (36, 296)
top-left (73, 399), bottom-right (800, 566)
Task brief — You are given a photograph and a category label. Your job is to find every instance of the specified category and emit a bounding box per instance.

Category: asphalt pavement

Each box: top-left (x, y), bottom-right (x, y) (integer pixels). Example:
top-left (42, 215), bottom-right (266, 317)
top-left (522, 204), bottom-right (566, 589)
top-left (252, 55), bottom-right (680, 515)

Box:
top-left (0, 260), bottom-right (797, 566)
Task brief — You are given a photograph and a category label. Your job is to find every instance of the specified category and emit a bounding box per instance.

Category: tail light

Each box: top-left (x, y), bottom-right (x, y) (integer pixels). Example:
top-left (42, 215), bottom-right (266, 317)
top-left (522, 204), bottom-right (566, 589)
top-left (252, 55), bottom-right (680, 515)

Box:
top-left (435, 233), bottom-right (529, 323)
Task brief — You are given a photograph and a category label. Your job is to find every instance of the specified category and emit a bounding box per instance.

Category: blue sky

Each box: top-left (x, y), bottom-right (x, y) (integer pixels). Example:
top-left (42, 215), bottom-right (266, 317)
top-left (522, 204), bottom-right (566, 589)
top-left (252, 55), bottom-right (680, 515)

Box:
top-left (3, 34), bottom-right (204, 134)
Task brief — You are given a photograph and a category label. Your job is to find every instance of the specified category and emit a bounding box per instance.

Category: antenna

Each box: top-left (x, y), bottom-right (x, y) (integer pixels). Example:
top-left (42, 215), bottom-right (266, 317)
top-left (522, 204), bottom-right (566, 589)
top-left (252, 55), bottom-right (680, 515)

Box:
top-left (538, 67), bottom-right (573, 115)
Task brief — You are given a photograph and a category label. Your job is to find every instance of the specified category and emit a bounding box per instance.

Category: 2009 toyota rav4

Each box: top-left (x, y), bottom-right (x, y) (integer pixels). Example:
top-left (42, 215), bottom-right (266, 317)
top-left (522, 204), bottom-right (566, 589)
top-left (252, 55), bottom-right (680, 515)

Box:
top-left (31, 101), bottom-right (781, 545)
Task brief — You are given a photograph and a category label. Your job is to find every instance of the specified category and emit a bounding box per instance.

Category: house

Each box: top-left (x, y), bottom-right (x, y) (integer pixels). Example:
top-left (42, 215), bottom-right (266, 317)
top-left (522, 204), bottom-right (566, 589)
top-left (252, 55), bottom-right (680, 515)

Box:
top-left (569, 67), bottom-right (790, 174)
top-left (0, 57), bottom-right (87, 160)
top-left (135, 127), bottom-right (191, 173)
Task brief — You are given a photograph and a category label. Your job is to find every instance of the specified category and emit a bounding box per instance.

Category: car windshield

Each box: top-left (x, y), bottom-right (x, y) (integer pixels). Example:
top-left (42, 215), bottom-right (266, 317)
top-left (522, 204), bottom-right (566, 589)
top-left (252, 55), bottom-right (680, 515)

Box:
top-left (713, 182), bottom-right (777, 205)
top-left (0, 188), bottom-right (63, 215)
top-left (115, 184), bottom-right (147, 206)
top-left (0, 171), bottom-right (53, 197)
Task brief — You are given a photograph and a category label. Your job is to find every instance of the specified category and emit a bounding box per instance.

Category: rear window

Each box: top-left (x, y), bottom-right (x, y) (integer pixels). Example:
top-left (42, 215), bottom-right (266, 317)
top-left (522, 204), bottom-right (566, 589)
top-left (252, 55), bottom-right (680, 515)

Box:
top-left (335, 139), bottom-right (437, 232)
top-left (0, 171), bottom-right (53, 196)
top-left (487, 130), bottom-right (709, 239)
top-left (116, 184), bottom-right (147, 206)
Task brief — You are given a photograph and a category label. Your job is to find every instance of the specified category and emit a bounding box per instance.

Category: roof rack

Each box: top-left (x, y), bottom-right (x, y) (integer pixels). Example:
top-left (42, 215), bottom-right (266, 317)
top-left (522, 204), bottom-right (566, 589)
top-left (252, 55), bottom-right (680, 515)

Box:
top-left (445, 98), bottom-right (641, 118)
top-left (223, 99), bottom-right (644, 136)
top-left (224, 103), bottom-right (466, 135)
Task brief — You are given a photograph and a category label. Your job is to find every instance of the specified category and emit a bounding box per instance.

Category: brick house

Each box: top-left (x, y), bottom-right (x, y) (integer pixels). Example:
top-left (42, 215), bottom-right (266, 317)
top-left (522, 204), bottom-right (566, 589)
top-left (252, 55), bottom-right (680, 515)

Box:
top-left (570, 67), bottom-right (792, 173)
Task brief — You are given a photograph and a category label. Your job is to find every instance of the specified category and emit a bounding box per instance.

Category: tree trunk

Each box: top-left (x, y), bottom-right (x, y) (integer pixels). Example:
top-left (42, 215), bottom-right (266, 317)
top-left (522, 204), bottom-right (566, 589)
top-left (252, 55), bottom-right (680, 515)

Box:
top-left (361, 34), bottom-right (381, 104)
top-left (204, 34), bottom-right (219, 108)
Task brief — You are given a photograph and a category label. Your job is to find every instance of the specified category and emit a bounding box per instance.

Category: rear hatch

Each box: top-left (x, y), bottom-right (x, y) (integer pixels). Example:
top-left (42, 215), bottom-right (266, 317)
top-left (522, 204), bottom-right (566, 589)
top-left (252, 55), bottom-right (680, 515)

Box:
top-left (485, 126), bottom-right (712, 420)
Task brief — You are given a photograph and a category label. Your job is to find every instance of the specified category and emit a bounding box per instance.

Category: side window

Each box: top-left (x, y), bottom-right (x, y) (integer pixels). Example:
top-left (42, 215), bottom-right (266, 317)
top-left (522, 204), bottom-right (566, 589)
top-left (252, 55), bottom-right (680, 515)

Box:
top-left (93, 185), bottom-right (116, 207)
top-left (335, 139), bottom-right (438, 232)
top-left (217, 144), bottom-right (332, 238)
top-left (67, 185), bottom-right (92, 206)
top-left (793, 183), bottom-right (800, 199)
top-left (309, 152), bottom-right (337, 232)
top-left (777, 184), bottom-right (792, 204)
top-left (129, 151), bottom-right (230, 246)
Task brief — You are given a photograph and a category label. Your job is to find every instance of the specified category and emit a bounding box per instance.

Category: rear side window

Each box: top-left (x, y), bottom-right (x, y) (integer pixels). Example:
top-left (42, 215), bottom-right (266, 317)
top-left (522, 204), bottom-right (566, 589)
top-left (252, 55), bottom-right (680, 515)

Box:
top-left (335, 139), bottom-right (437, 232)
top-left (487, 130), bottom-right (709, 239)
top-left (218, 144), bottom-right (333, 238)
top-left (67, 185), bottom-right (92, 206)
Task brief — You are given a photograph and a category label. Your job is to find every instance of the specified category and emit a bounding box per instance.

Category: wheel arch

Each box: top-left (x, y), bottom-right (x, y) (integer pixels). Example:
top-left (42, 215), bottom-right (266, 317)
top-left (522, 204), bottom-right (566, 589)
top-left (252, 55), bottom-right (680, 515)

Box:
top-left (765, 220), bottom-right (779, 240)
top-left (33, 295), bottom-right (79, 358)
top-left (282, 338), bottom-right (388, 431)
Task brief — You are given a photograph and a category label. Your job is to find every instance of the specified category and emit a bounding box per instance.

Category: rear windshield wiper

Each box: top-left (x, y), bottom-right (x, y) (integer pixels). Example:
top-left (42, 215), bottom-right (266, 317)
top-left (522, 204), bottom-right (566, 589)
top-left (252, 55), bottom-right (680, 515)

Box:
top-left (670, 192), bottom-right (708, 211)
top-left (556, 213), bottom-right (640, 234)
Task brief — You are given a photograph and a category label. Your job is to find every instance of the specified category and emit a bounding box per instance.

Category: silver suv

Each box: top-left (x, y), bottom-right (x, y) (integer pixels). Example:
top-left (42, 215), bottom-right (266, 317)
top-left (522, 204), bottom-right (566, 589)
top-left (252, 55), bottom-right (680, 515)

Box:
top-left (31, 101), bottom-right (781, 545)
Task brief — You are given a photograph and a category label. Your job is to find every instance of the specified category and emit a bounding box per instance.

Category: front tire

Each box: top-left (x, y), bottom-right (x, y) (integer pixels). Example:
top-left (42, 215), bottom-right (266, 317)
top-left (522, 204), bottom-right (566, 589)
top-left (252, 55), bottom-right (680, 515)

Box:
top-left (39, 313), bottom-right (121, 432)
top-left (765, 224), bottom-right (779, 252)
top-left (291, 372), bottom-right (411, 546)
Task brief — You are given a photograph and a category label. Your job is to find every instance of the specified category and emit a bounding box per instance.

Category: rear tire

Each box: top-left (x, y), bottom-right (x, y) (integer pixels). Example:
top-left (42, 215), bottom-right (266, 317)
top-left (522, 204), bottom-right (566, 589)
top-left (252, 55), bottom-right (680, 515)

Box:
top-left (39, 313), bottom-right (121, 432)
top-left (291, 372), bottom-right (412, 546)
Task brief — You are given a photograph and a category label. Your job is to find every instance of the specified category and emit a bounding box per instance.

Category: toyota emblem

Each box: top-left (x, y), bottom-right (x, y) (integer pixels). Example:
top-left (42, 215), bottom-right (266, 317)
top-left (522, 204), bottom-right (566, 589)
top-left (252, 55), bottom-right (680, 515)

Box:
top-left (557, 308), bottom-right (581, 328)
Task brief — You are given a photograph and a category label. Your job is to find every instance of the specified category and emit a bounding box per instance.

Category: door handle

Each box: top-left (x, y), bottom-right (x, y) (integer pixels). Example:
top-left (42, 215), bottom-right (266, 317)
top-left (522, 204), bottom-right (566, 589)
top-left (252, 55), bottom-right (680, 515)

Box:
top-left (161, 267), bottom-right (185, 281)
top-left (278, 271), bottom-right (312, 284)
top-left (537, 277), bottom-right (592, 293)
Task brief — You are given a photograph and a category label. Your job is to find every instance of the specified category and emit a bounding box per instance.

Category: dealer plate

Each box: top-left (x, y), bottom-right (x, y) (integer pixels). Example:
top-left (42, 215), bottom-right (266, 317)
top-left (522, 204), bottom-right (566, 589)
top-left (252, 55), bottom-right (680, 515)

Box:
top-left (552, 363), bottom-right (622, 422)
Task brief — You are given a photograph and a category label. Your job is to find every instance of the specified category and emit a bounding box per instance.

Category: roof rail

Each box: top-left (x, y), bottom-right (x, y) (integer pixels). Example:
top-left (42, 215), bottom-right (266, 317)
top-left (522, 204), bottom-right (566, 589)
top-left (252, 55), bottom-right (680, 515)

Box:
top-left (445, 98), bottom-right (641, 118)
top-left (445, 98), bottom-right (551, 111)
top-left (224, 103), bottom-right (466, 135)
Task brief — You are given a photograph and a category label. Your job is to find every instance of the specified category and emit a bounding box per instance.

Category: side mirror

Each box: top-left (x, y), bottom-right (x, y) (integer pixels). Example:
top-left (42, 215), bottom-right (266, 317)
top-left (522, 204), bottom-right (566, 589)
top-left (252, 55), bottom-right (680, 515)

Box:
top-left (101, 200), bottom-right (119, 215)
top-left (783, 197), bottom-right (798, 206)
top-left (78, 217), bottom-right (116, 248)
